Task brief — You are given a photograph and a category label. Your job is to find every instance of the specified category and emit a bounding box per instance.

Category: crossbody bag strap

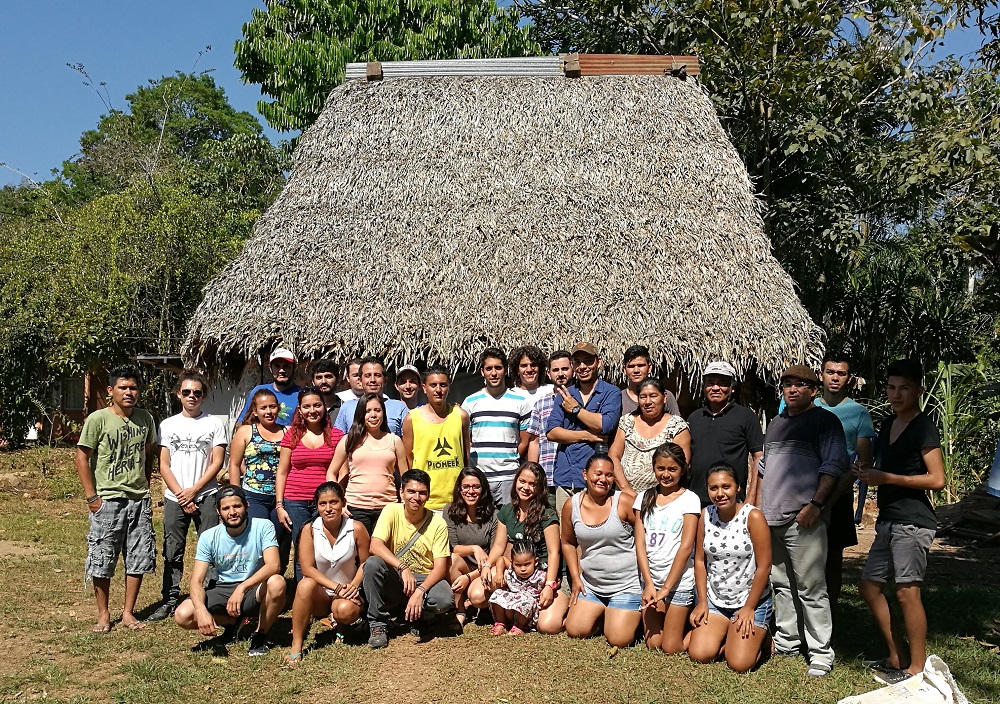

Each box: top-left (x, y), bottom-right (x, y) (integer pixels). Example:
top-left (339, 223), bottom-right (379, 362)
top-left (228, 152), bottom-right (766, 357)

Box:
top-left (394, 513), bottom-right (433, 561)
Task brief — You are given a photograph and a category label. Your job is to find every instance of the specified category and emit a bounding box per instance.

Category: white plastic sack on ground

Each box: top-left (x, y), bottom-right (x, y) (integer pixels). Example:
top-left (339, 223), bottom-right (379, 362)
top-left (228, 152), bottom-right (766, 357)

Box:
top-left (837, 655), bottom-right (969, 704)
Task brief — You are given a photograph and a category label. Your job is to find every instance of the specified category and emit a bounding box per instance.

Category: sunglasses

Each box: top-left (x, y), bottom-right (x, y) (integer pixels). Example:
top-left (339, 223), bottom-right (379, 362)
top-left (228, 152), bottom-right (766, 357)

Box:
top-left (180, 389), bottom-right (205, 398)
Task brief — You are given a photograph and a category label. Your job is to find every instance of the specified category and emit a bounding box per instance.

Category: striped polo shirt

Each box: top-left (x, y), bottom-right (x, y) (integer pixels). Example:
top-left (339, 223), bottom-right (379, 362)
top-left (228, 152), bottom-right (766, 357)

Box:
top-left (461, 388), bottom-right (532, 483)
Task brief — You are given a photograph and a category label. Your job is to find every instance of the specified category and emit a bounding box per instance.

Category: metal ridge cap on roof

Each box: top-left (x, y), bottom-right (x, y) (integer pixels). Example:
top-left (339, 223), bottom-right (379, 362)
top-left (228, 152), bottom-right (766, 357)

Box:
top-left (345, 57), bottom-right (563, 80)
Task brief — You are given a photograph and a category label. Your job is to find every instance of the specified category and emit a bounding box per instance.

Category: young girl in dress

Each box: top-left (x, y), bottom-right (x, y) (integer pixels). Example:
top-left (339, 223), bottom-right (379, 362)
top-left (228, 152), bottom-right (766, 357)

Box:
top-left (688, 463), bottom-right (773, 673)
top-left (488, 540), bottom-right (546, 635)
top-left (635, 442), bottom-right (701, 653)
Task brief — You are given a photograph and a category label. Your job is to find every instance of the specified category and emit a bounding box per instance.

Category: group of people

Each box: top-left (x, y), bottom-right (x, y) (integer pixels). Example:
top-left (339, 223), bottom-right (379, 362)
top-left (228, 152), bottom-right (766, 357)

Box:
top-left (75, 343), bottom-right (943, 683)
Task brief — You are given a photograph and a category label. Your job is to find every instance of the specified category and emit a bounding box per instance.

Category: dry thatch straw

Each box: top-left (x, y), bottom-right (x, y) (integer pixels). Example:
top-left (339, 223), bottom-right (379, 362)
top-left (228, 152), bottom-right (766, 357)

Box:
top-left (184, 64), bottom-right (823, 383)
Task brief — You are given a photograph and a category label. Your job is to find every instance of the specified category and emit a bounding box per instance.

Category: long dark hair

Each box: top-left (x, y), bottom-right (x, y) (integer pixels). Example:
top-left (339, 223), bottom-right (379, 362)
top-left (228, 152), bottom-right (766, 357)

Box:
top-left (241, 388), bottom-right (281, 426)
top-left (344, 392), bottom-right (390, 458)
top-left (286, 387), bottom-right (331, 448)
top-left (447, 467), bottom-right (495, 526)
top-left (509, 462), bottom-right (549, 542)
top-left (640, 442), bottom-right (689, 522)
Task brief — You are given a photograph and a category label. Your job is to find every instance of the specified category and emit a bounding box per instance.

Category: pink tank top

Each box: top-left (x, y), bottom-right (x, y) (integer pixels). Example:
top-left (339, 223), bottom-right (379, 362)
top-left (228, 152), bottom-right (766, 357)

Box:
top-left (346, 434), bottom-right (399, 509)
top-left (281, 429), bottom-right (345, 501)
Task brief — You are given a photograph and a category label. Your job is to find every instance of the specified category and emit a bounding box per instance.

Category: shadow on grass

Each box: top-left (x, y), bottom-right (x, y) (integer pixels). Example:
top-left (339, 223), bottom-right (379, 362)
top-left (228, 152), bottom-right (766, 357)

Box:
top-left (838, 553), bottom-right (1000, 701)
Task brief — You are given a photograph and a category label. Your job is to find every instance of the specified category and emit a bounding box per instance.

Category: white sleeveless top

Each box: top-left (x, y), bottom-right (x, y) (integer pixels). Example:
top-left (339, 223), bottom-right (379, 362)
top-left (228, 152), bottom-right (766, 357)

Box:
top-left (703, 504), bottom-right (769, 608)
top-left (311, 516), bottom-right (358, 586)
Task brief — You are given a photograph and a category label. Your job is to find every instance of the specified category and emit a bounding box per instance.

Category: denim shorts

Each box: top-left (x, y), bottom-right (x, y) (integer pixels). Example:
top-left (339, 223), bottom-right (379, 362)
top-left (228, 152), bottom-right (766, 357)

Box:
top-left (578, 590), bottom-right (643, 612)
top-left (662, 589), bottom-right (695, 607)
top-left (708, 593), bottom-right (773, 629)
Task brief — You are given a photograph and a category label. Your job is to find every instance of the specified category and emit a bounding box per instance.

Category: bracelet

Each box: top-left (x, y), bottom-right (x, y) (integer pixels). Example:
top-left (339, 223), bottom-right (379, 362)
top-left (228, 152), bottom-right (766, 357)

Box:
top-left (416, 585), bottom-right (426, 592)
top-left (809, 499), bottom-right (825, 510)
top-left (85, 495), bottom-right (100, 504)
top-left (546, 580), bottom-right (559, 591)
top-left (397, 563), bottom-right (409, 573)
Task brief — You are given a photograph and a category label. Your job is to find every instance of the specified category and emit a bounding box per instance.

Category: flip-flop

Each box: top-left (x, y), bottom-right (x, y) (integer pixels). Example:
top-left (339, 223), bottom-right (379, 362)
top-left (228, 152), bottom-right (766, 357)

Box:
top-left (123, 620), bottom-right (148, 631)
top-left (284, 652), bottom-right (303, 666)
top-left (91, 623), bottom-right (112, 634)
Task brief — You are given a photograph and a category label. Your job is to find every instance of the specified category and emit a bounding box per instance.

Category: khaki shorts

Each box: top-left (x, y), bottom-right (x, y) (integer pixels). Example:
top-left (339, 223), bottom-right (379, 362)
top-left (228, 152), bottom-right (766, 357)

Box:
top-left (861, 520), bottom-right (934, 585)
top-left (85, 497), bottom-right (156, 578)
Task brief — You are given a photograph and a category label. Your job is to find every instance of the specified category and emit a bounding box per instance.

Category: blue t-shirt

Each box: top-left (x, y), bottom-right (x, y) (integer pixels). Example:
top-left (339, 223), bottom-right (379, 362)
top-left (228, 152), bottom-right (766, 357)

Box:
top-left (334, 396), bottom-right (409, 436)
top-left (238, 384), bottom-right (302, 426)
top-left (194, 518), bottom-right (278, 584)
top-left (814, 397), bottom-right (876, 459)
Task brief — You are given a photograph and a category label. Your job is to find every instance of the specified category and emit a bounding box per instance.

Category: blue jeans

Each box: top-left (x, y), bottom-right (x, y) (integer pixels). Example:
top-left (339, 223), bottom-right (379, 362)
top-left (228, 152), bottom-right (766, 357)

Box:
top-left (284, 498), bottom-right (317, 581)
top-left (245, 490), bottom-right (290, 573)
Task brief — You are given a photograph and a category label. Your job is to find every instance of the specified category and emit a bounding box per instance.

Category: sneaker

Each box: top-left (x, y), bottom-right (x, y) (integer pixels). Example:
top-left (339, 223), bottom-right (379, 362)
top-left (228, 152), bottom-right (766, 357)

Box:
top-left (873, 668), bottom-right (914, 686)
top-left (806, 665), bottom-right (831, 677)
top-left (368, 625), bottom-right (388, 650)
top-left (221, 617), bottom-right (251, 646)
top-left (145, 601), bottom-right (177, 622)
top-left (247, 632), bottom-right (270, 657)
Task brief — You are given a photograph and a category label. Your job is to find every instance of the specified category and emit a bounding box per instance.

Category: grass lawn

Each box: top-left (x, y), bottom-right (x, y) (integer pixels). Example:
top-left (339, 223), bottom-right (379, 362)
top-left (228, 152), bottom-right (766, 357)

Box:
top-left (1, 449), bottom-right (998, 703)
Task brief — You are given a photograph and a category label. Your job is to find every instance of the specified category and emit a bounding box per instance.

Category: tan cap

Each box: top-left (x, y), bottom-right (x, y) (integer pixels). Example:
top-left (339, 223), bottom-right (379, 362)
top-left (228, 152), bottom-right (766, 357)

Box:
top-left (570, 342), bottom-right (599, 357)
top-left (780, 364), bottom-right (818, 384)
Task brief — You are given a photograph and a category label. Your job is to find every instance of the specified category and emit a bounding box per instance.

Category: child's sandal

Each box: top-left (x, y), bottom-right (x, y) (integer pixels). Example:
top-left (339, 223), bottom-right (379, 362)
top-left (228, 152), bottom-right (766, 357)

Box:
top-left (508, 626), bottom-right (524, 635)
top-left (490, 623), bottom-right (507, 636)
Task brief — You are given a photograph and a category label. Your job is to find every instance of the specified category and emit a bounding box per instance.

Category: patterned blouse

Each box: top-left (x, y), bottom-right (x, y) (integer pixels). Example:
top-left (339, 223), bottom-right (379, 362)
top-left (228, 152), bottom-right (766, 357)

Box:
top-left (619, 413), bottom-right (689, 493)
top-left (241, 424), bottom-right (285, 496)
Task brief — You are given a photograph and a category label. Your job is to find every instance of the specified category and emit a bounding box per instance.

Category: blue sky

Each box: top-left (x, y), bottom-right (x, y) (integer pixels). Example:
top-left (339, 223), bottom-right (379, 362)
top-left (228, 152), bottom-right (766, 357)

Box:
top-left (0, 2), bottom-right (988, 188)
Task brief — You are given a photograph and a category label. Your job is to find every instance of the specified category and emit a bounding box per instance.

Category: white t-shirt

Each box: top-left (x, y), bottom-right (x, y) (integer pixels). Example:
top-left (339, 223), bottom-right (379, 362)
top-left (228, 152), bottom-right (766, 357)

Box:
top-left (519, 384), bottom-right (554, 410)
top-left (157, 413), bottom-right (228, 503)
top-left (633, 488), bottom-right (700, 593)
top-left (336, 389), bottom-right (361, 403)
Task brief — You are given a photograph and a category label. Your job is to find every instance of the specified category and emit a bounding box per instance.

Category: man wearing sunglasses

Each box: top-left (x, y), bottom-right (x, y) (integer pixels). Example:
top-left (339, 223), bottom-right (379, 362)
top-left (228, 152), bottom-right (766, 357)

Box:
top-left (755, 364), bottom-right (848, 677)
top-left (147, 370), bottom-right (229, 622)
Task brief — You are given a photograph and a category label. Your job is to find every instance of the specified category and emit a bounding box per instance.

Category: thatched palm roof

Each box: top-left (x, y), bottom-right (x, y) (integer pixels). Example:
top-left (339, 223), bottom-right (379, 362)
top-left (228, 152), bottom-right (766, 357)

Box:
top-left (184, 59), bottom-right (823, 381)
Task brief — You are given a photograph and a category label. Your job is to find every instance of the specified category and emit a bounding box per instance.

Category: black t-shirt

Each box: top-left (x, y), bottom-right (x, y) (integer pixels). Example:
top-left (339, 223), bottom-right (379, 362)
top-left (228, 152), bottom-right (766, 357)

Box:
top-left (687, 403), bottom-right (765, 505)
top-left (875, 412), bottom-right (941, 530)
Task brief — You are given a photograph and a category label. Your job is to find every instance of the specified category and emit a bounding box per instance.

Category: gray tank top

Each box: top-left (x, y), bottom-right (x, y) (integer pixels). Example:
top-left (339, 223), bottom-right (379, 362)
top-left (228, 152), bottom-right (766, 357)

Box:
top-left (572, 491), bottom-right (641, 596)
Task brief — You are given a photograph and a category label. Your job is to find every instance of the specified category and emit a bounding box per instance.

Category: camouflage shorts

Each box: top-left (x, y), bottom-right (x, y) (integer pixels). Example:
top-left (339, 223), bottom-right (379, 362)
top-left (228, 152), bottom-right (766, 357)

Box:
top-left (85, 497), bottom-right (156, 579)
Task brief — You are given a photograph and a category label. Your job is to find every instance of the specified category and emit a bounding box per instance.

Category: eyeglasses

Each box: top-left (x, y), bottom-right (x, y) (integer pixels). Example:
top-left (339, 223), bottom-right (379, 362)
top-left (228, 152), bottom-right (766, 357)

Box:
top-left (780, 380), bottom-right (815, 389)
top-left (180, 389), bottom-right (204, 398)
top-left (460, 485), bottom-right (482, 492)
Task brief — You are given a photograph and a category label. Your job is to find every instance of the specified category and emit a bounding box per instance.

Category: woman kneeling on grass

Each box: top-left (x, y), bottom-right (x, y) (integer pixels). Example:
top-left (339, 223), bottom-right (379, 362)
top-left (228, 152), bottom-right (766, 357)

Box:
top-left (286, 482), bottom-right (370, 664)
top-left (635, 442), bottom-right (700, 653)
top-left (445, 467), bottom-right (497, 626)
top-left (563, 453), bottom-right (643, 648)
top-left (482, 462), bottom-right (568, 634)
top-left (688, 463), bottom-right (772, 673)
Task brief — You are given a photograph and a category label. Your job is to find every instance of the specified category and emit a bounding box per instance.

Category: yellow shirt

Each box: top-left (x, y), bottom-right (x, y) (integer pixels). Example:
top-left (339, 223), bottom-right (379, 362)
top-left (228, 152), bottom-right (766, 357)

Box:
top-left (372, 503), bottom-right (450, 574)
top-left (409, 405), bottom-right (465, 510)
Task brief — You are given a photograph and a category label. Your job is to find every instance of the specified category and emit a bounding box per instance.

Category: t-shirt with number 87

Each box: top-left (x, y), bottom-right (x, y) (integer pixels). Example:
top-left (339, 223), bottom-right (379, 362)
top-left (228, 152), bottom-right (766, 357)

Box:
top-left (633, 489), bottom-right (701, 594)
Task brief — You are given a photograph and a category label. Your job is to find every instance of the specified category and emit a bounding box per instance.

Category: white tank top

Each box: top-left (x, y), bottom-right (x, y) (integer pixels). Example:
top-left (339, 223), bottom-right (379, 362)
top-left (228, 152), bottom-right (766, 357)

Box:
top-left (703, 504), bottom-right (768, 608)
top-left (311, 516), bottom-right (358, 585)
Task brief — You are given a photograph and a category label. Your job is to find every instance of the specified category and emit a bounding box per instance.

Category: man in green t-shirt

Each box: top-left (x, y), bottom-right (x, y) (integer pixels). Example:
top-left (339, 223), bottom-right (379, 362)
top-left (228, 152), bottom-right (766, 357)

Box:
top-left (74, 365), bottom-right (157, 633)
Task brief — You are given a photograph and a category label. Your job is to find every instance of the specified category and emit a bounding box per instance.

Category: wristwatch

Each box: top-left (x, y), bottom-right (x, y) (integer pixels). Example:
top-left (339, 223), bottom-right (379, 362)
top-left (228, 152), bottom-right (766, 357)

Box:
top-left (568, 405), bottom-right (582, 417)
top-left (809, 499), bottom-right (825, 510)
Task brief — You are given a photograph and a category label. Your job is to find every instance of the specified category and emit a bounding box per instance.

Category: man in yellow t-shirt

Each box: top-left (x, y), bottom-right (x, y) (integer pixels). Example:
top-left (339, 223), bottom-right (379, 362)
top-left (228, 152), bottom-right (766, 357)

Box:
top-left (363, 469), bottom-right (457, 648)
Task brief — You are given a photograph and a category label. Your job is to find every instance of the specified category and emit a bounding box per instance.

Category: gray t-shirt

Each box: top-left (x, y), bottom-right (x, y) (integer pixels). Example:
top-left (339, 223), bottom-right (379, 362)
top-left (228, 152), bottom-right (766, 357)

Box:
top-left (622, 388), bottom-right (681, 417)
top-left (759, 407), bottom-right (849, 526)
top-left (443, 502), bottom-right (497, 556)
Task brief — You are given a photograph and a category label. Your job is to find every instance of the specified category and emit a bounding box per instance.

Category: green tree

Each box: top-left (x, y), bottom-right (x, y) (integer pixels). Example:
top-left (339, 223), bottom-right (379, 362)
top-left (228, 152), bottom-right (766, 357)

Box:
top-left (235, 0), bottom-right (540, 132)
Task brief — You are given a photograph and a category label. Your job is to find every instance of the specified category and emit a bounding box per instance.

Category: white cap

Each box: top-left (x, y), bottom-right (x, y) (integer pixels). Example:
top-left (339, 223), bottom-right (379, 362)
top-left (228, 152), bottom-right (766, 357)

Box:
top-left (269, 347), bottom-right (296, 364)
top-left (397, 364), bottom-right (420, 377)
top-left (703, 361), bottom-right (737, 379)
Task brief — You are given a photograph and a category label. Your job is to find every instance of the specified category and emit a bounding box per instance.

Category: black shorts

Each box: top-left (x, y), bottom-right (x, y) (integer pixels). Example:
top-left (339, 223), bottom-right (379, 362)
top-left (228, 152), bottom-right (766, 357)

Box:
top-left (205, 582), bottom-right (260, 616)
top-left (827, 492), bottom-right (858, 550)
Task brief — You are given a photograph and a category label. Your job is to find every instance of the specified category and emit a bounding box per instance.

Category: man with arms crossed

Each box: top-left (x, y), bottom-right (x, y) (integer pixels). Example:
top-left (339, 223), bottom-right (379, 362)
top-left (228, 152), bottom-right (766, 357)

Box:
top-left (147, 370), bottom-right (228, 622)
top-left (857, 359), bottom-right (945, 684)
top-left (755, 364), bottom-right (848, 677)
top-left (173, 485), bottom-right (286, 657)
top-left (363, 469), bottom-right (456, 648)
top-left (75, 364), bottom-right (157, 633)
top-left (545, 342), bottom-right (622, 515)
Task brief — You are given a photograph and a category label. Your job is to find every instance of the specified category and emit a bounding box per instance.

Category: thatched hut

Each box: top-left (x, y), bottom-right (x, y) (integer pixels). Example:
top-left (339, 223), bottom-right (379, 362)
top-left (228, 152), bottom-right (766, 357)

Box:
top-left (183, 55), bottom-right (823, 389)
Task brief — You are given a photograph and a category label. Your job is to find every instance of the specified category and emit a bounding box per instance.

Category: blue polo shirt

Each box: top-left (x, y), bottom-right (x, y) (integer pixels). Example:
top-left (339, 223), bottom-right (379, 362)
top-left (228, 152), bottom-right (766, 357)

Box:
top-left (334, 396), bottom-right (409, 436)
top-left (545, 379), bottom-right (622, 489)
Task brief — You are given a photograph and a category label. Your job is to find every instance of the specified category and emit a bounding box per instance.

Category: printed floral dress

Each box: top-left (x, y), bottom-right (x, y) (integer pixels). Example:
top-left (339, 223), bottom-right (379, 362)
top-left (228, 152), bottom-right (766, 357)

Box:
top-left (488, 567), bottom-right (546, 624)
